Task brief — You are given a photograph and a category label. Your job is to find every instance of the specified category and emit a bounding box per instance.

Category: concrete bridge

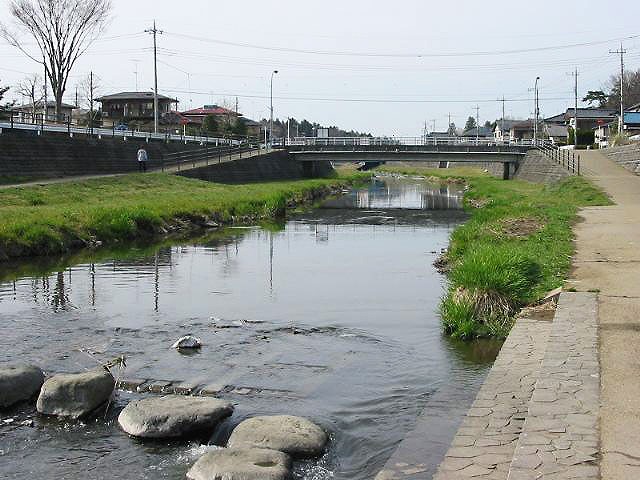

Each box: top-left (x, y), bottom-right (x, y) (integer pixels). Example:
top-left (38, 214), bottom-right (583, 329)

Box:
top-left (284, 137), bottom-right (531, 179)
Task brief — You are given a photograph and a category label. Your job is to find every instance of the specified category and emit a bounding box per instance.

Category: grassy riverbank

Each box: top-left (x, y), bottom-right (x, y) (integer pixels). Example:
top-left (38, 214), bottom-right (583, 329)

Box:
top-left (377, 165), bottom-right (611, 339)
top-left (0, 172), bottom-right (364, 260)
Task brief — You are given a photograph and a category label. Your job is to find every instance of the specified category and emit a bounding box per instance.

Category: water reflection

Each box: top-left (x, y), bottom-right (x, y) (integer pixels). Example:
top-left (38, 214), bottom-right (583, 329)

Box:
top-left (322, 176), bottom-right (464, 210)
top-left (0, 176), bottom-right (498, 480)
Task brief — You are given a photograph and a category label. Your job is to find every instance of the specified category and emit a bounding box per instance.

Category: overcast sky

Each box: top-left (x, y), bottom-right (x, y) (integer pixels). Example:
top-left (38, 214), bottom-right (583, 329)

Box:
top-left (1, 0), bottom-right (640, 136)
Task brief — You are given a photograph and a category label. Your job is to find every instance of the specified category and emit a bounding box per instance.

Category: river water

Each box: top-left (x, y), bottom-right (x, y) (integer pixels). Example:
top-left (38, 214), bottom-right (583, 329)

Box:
top-left (0, 175), bottom-right (501, 480)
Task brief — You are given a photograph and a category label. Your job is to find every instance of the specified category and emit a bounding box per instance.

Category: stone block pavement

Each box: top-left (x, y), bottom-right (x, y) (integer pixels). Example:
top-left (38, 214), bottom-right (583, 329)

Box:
top-left (432, 317), bottom-right (552, 480)
top-left (432, 292), bottom-right (600, 480)
top-left (507, 293), bottom-right (599, 480)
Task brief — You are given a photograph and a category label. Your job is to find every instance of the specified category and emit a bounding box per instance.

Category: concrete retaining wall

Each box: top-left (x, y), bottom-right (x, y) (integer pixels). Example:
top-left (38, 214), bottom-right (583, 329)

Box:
top-left (177, 151), bottom-right (334, 183)
top-left (0, 129), bottom-right (205, 177)
top-left (602, 144), bottom-right (640, 174)
top-left (513, 150), bottom-right (573, 183)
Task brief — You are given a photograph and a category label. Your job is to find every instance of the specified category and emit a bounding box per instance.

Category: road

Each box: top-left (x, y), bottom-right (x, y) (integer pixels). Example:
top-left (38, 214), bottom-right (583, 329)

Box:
top-left (568, 149), bottom-right (640, 479)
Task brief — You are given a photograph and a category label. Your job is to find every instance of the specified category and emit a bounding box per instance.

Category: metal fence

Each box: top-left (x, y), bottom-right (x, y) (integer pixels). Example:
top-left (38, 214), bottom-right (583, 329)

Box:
top-left (536, 143), bottom-right (581, 175)
top-left (160, 145), bottom-right (264, 172)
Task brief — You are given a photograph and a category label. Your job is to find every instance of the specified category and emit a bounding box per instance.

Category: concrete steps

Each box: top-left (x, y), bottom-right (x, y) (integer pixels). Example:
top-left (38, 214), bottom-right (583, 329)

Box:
top-left (430, 292), bottom-right (600, 480)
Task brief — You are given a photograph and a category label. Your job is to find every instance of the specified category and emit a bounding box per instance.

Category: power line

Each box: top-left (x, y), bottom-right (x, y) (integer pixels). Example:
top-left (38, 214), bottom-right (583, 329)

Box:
top-left (163, 31), bottom-right (640, 58)
top-left (159, 88), bottom-right (571, 104)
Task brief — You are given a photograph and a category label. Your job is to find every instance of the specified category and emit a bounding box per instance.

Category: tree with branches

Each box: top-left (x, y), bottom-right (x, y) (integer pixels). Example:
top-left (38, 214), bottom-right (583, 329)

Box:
top-left (0, 0), bottom-right (112, 122)
top-left (16, 74), bottom-right (42, 123)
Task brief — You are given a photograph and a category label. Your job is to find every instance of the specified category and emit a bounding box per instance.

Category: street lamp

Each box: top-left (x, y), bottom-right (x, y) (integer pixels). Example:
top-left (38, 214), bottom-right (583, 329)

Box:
top-left (534, 76), bottom-right (540, 145)
top-left (270, 70), bottom-right (278, 147)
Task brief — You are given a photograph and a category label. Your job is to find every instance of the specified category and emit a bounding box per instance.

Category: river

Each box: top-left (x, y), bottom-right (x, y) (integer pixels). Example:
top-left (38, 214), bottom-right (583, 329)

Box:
top-left (0, 175), bottom-right (501, 480)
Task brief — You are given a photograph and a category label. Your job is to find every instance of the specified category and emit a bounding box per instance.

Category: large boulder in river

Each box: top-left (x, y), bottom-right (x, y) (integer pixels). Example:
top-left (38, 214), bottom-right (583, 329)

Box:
top-left (0, 364), bottom-right (45, 408)
top-left (118, 395), bottom-right (233, 438)
top-left (227, 415), bottom-right (328, 457)
top-left (36, 368), bottom-right (115, 418)
top-left (187, 448), bottom-right (292, 480)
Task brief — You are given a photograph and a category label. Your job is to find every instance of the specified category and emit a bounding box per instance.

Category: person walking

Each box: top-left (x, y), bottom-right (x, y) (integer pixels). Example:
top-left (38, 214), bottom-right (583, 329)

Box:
top-left (137, 145), bottom-right (148, 172)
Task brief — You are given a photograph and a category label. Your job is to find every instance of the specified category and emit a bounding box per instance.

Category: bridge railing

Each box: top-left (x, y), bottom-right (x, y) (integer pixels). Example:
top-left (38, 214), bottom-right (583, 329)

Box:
top-left (535, 143), bottom-right (580, 175)
top-left (284, 136), bottom-right (548, 148)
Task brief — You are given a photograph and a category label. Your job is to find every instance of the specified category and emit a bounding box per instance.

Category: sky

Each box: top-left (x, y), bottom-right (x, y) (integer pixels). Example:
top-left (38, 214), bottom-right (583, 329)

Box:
top-left (1, 0), bottom-right (640, 136)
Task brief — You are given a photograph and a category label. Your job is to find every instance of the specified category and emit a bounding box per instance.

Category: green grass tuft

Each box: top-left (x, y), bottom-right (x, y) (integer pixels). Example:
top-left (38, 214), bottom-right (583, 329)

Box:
top-left (376, 165), bottom-right (612, 339)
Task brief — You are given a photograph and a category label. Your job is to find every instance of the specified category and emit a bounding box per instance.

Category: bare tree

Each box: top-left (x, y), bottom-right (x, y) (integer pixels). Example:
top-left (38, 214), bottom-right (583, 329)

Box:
top-left (16, 74), bottom-right (42, 123)
top-left (0, 0), bottom-right (112, 122)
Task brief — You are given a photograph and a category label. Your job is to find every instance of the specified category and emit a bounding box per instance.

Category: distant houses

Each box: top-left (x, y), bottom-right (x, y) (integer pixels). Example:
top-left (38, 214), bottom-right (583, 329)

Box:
top-left (95, 91), bottom-right (177, 127)
top-left (11, 100), bottom-right (75, 123)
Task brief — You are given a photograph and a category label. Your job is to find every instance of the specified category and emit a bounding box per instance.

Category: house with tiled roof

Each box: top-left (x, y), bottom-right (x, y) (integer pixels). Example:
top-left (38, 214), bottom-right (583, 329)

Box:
top-left (180, 105), bottom-right (240, 125)
top-left (95, 91), bottom-right (178, 125)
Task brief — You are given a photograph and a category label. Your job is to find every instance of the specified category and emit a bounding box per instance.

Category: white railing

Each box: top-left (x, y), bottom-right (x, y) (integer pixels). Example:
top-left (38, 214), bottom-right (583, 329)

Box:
top-left (285, 136), bottom-right (543, 147)
top-left (0, 117), bottom-right (245, 147)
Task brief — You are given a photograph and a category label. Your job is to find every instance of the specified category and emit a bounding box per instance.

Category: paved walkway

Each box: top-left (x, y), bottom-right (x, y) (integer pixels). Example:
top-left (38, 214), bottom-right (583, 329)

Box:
top-left (567, 150), bottom-right (640, 480)
top-left (0, 148), bottom-right (271, 190)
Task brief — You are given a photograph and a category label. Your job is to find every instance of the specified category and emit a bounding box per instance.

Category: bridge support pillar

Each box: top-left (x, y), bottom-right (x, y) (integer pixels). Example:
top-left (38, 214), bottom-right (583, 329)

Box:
top-left (302, 161), bottom-right (314, 178)
top-left (502, 162), bottom-right (510, 180)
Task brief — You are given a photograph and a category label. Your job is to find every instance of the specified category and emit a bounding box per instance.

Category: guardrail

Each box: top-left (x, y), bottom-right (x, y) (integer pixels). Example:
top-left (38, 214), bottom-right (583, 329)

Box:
top-left (0, 113), bottom-right (255, 147)
top-left (160, 145), bottom-right (264, 172)
top-left (536, 143), bottom-right (580, 175)
top-left (284, 136), bottom-right (544, 148)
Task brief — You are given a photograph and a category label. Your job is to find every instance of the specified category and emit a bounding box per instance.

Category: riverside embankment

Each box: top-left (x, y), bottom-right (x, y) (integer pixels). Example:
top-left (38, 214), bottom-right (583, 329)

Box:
top-left (376, 165), bottom-right (610, 339)
top-left (0, 172), bottom-right (366, 261)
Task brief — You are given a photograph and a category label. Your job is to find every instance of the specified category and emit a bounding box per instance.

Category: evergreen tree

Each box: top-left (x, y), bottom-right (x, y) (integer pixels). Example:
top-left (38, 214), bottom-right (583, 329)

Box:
top-left (464, 116), bottom-right (477, 131)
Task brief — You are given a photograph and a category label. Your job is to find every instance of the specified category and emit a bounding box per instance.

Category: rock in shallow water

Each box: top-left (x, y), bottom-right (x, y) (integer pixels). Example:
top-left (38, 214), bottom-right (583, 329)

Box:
top-left (118, 395), bottom-right (233, 438)
top-left (36, 368), bottom-right (115, 418)
top-left (172, 335), bottom-right (202, 349)
top-left (187, 448), bottom-right (292, 480)
top-left (227, 415), bottom-right (328, 457)
top-left (0, 364), bottom-right (45, 408)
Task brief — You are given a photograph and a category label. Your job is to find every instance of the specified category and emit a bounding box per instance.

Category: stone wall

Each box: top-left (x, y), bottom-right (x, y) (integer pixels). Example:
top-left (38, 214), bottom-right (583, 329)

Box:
top-left (602, 144), bottom-right (640, 174)
top-left (177, 151), bottom-right (335, 183)
top-left (513, 150), bottom-right (573, 183)
top-left (0, 129), bottom-right (206, 177)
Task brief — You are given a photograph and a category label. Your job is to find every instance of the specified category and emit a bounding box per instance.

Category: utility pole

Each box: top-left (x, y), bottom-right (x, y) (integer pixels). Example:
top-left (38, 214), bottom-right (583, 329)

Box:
top-left (448, 113), bottom-right (452, 135)
top-left (43, 57), bottom-right (48, 123)
top-left (533, 77), bottom-right (540, 145)
top-left (269, 70), bottom-right (278, 146)
top-left (501, 96), bottom-right (505, 137)
top-left (145, 21), bottom-right (163, 134)
top-left (90, 71), bottom-right (94, 135)
top-left (610, 43), bottom-right (626, 136)
top-left (570, 69), bottom-right (579, 149)
top-left (475, 105), bottom-right (480, 143)
top-left (133, 60), bottom-right (140, 91)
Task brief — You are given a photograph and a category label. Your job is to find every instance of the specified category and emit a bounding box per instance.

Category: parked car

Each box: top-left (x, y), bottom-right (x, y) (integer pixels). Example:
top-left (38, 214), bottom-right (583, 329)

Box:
top-left (114, 123), bottom-right (128, 131)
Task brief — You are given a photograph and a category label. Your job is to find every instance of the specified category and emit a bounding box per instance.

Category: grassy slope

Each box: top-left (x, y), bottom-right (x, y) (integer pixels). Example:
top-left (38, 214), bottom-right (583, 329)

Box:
top-left (377, 165), bottom-right (611, 339)
top-left (0, 172), bottom-right (364, 259)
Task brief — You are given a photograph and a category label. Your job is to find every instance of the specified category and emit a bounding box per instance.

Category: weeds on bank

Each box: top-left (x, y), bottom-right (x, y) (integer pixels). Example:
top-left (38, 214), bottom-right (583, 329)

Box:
top-left (377, 165), bottom-right (611, 339)
top-left (0, 172), bottom-right (366, 259)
